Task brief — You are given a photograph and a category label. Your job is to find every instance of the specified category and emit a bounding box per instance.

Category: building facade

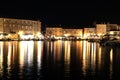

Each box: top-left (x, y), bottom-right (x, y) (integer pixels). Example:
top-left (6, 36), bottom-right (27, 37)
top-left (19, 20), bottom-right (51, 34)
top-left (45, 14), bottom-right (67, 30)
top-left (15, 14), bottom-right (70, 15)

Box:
top-left (63, 29), bottom-right (83, 37)
top-left (83, 28), bottom-right (96, 39)
top-left (96, 24), bottom-right (107, 37)
top-left (46, 27), bottom-right (63, 38)
top-left (107, 23), bottom-right (119, 31)
top-left (96, 23), bottom-right (120, 36)
top-left (45, 27), bottom-right (83, 39)
top-left (0, 18), bottom-right (41, 40)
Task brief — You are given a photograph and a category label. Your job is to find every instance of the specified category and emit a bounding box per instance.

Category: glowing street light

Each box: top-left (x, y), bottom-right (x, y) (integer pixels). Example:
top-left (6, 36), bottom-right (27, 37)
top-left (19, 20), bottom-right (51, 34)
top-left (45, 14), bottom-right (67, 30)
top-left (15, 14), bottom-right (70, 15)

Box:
top-left (64, 34), bottom-right (70, 37)
top-left (18, 31), bottom-right (23, 35)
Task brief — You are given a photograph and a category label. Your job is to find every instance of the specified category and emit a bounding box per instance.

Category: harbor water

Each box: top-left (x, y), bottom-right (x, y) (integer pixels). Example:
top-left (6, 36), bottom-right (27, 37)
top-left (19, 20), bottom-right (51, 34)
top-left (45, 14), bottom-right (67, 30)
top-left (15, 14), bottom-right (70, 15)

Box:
top-left (0, 40), bottom-right (120, 80)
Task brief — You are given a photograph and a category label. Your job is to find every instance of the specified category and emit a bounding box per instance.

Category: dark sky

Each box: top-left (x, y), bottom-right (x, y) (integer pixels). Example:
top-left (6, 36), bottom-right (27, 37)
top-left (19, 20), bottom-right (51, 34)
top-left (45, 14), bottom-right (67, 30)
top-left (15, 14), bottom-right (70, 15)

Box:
top-left (0, 0), bottom-right (119, 28)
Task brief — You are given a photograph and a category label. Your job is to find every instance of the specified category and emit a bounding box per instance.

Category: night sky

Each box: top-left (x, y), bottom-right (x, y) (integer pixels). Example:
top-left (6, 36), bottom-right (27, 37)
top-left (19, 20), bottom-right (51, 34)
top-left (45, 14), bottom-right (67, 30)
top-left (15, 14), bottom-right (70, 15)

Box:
top-left (0, 0), bottom-right (119, 29)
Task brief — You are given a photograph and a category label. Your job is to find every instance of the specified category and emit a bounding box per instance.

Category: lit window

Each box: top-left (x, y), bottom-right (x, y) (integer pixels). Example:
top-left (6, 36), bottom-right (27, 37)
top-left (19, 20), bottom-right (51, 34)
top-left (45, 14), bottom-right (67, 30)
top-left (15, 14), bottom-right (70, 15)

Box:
top-left (4, 19), bottom-right (6, 22)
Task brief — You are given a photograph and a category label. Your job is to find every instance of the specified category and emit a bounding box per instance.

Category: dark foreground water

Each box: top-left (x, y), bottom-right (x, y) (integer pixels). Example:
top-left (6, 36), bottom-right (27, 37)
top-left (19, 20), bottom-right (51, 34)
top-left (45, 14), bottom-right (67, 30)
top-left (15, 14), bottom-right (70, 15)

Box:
top-left (0, 41), bottom-right (120, 80)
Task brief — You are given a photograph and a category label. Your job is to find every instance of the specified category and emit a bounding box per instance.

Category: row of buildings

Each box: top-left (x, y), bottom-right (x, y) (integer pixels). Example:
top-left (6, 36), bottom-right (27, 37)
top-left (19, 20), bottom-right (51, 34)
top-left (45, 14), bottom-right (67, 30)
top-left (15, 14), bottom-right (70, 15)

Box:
top-left (45, 23), bottom-right (120, 40)
top-left (0, 17), bottom-right (120, 40)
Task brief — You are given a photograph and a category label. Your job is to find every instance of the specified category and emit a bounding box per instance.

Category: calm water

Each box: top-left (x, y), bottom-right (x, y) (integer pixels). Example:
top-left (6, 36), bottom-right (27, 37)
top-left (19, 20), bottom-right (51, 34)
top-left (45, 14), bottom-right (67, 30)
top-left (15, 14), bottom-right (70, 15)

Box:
top-left (0, 41), bottom-right (120, 80)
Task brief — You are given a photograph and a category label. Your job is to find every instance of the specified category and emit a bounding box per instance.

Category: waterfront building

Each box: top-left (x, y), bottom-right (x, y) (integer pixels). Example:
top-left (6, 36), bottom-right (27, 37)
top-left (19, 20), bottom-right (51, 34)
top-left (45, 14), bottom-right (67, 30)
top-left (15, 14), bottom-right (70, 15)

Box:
top-left (96, 23), bottom-right (119, 38)
top-left (83, 28), bottom-right (96, 39)
top-left (63, 29), bottom-right (83, 38)
top-left (0, 18), bottom-right (41, 40)
top-left (107, 23), bottom-right (119, 31)
top-left (45, 27), bottom-right (63, 39)
top-left (45, 27), bottom-right (83, 40)
top-left (96, 24), bottom-right (107, 37)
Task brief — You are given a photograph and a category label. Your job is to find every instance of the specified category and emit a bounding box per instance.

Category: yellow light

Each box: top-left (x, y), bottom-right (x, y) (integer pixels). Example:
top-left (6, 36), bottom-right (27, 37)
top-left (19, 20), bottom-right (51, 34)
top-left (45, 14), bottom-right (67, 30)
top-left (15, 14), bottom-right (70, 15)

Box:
top-left (64, 34), bottom-right (70, 37)
top-left (84, 34), bottom-right (87, 38)
top-left (8, 42), bottom-right (12, 67)
top-left (19, 41), bottom-right (26, 67)
top-left (18, 31), bottom-right (23, 35)
top-left (21, 35), bottom-right (34, 39)
top-left (82, 41), bottom-right (88, 75)
top-left (19, 41), bottom-right (34, 67)
top-left (37, 32), bottom-right (40, 35)
top-left (110, 49), bottom-right (113, 64)
top-left (0, 34), bottom-right (3, 39)
top-left (0, 42), bottom-right (3, 69)
top-left (109, 31), bottom-right (114, 35)
top-left (64, 41), bottom-right (71, 76)
top-left (37, 41), bottom-right (43, 68)
top-left (98, 33), bottom-right (102, 36)
top-left (9, 34), bottom-right (10, 36)
top-left (27, 41), bottom-right (34, 66)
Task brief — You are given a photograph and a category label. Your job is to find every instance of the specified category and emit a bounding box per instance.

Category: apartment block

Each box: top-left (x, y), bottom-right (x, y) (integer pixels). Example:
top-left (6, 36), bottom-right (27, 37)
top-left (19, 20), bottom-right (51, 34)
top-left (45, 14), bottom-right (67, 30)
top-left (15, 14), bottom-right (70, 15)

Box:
top-left (84, 28), bottom-right (96, 39)
top-left (96, 24), bottom-right (107, 36)
top-left (63, 29), bottom-right (83, 37)
top-left (46, 27), bottom-right (63, 37)
top-left (0, 18), bottom-right (41, 40)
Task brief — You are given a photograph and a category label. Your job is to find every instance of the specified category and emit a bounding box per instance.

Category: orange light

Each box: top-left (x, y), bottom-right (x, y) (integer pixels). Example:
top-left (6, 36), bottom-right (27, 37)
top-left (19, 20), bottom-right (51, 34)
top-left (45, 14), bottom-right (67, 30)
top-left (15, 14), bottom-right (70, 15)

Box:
top-left (18, 31), bottom-right (23, 35)
top-left (64, 34), bottom-right (70, 37)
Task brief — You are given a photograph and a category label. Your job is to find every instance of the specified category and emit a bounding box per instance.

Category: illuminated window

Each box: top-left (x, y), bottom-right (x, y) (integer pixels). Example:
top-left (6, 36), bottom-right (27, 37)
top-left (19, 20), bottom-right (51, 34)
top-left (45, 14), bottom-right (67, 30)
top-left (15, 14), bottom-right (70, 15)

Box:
top-left (29, 26), bottom-right (32, 30)
top-left (4, 24), bottom-right (6, 27)
top-left (26, 26), bottom-right (27, 29)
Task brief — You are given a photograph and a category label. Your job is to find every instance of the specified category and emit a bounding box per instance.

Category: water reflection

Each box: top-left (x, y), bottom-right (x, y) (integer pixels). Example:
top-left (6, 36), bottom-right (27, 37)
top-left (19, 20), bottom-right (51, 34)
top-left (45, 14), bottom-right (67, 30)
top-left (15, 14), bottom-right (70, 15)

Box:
top-left (19, 41), bottom-right (34, 77)
top-left (64, 41), bottom-right (71, 77)
top-left (110, 48), bottom-right (113, 79)
top-left (0, 41), bottom-right (120, 79)
top-left (81, 41), bottom-right (120, 80)
top-left (37, 41), bottom-right (43, 69)
top-left (0, 41), bottom-right (44, 79)
top-left (82, 41), bottom-right (89, 76)
top-left (0, 42), bottom-right (3, 77)
top-left (36, 41), bottom-right (44, 78)
top-left (82, 41), bottom-right (98, 76)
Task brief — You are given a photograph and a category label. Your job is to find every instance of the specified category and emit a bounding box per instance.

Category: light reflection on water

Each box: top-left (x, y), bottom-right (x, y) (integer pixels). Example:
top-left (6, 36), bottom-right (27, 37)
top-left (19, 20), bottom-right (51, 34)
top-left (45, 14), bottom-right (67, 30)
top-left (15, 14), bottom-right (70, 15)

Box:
top-left (0, 41), bottom-right (120, 79)
top-left (64, 41), bottom-right (71, 77)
